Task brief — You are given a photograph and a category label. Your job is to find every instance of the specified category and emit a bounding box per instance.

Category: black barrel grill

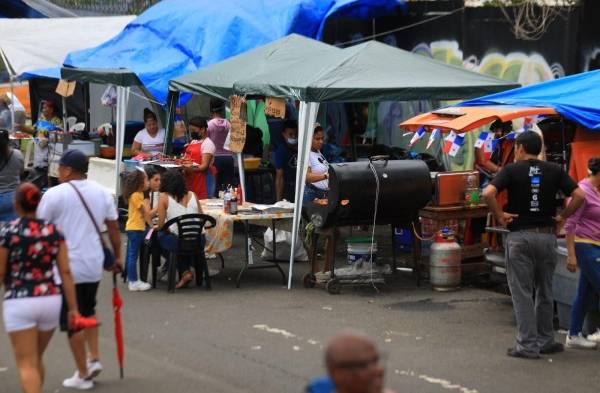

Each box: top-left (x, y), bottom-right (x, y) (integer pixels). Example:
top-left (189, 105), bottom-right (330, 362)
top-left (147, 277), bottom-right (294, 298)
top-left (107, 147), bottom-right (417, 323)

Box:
top-left (304, 158), bottom-right (432, 229)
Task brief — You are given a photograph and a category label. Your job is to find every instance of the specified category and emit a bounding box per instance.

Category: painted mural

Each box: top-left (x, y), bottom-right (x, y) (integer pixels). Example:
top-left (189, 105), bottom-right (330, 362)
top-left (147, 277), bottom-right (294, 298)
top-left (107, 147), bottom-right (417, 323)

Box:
top-left (409, 39), bottom-right (565, 84)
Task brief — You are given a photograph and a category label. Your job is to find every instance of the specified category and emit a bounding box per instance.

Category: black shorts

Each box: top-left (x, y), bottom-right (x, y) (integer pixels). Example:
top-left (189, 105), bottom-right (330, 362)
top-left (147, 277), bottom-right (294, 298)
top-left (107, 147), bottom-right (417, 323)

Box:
top-left (60, 282), bottom-right (100, 333)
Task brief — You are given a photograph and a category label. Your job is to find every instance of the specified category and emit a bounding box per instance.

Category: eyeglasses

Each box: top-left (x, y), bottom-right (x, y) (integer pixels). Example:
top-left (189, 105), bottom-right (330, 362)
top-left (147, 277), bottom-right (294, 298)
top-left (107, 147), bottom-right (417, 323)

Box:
top-left (334, 353), bottom-right (386, 372)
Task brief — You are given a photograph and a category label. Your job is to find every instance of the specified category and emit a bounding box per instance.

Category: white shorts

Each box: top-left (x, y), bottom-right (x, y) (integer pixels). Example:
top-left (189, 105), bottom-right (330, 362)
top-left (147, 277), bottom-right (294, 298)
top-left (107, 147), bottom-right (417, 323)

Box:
top-left (2, 295), bottom-right (62, 333)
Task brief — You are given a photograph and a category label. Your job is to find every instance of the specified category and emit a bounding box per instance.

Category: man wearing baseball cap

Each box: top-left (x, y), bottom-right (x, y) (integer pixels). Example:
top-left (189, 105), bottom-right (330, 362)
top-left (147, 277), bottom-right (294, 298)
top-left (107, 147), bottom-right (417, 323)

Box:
top-left (38, 149), bottom-right (123, 390)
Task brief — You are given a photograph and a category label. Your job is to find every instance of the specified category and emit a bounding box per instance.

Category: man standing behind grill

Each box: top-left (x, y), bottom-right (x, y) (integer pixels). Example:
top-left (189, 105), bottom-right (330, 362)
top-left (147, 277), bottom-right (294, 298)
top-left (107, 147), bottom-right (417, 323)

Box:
top-left (483, 131), bottom-right (585, 359)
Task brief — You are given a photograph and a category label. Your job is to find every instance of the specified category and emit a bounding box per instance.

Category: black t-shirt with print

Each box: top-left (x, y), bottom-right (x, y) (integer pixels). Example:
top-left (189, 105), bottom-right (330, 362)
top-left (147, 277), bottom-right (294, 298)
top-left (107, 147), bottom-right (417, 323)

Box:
top-left (491, 159), bottom-right (578, 231)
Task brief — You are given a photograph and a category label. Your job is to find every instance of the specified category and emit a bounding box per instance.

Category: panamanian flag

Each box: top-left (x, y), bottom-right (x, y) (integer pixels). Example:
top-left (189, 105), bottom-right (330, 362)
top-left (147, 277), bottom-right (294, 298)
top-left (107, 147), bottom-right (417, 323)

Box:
top-left (408, 126), bottom-right (426, 147)
top-left (443, 131), bottom-right (466, 157)
top-left (426, 128), bottom-right (440, 150)
top-left (474, 131), bottom-right (494, 149)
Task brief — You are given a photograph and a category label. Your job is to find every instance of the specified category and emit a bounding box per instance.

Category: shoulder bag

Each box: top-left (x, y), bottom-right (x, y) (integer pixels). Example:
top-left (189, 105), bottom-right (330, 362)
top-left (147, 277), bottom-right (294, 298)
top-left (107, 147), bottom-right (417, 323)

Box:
top-left (68, 182), bottom-right (116, 270)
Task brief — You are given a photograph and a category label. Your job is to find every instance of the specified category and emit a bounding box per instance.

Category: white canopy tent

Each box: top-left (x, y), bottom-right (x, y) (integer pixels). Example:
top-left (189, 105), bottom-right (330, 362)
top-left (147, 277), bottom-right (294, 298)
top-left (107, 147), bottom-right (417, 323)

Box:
top-left (0, 15), bottom-right (134, 131)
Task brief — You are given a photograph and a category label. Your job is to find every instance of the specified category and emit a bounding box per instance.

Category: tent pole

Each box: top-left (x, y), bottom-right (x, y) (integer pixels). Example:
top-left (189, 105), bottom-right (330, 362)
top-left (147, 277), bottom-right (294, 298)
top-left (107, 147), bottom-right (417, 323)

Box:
top-left (236, 152), bottom-right (247, 201)
top-left (61, 96), bottom-right (68, 132)
top-left (0, 49), bottom-right (15, 133)
top-left (114, 87), bottom-right (130, 197)
top-left (9, 77), bottom-right (15, 133)
top-left (288, 101), bottom-right (319, 289)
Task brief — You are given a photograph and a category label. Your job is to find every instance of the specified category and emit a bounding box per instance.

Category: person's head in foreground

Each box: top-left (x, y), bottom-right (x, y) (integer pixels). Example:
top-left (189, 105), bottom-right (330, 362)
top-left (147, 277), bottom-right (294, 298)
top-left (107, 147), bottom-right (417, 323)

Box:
top-left (325, 330), bottom-right (386, 393)
top-left (58, 149), bottom-right (88, 183)
top-left (514, 131), bottom-right (542, 161)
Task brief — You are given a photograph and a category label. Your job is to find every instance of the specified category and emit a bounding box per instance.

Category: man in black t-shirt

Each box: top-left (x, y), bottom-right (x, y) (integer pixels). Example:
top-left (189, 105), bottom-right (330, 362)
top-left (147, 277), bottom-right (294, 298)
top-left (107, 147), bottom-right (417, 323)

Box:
top-left (483, 131), bottom-right (585, 359)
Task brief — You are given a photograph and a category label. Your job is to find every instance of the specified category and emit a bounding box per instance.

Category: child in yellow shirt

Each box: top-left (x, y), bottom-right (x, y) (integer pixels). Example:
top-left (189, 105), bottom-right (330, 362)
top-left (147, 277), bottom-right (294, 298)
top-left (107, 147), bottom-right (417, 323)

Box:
top-left (123, 169), bottom-right (152, 291)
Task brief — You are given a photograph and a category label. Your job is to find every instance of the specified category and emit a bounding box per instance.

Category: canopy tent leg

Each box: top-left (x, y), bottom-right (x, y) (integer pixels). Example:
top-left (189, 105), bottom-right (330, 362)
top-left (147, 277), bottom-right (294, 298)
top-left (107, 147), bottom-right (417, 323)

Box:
top-left (236, 152), bottom-right (247, 201)
top-left (9, 77), bottom-right (15, 133)
top-left (163, 90), bottom-right (180, 155)
top-left (114, 86), bottom-right (130, 197)
top-left (61, 96), bottom-right (68, 132)
top-left (287, 101), bottom-right (319, 289)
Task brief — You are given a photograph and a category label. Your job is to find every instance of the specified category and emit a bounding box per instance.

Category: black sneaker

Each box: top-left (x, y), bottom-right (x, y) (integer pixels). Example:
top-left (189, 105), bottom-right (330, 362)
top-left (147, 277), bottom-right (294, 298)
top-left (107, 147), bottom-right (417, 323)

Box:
top-left (540, 342), bottom-right (564, 354)
top-left (507, 347), bottom-right (540, 359)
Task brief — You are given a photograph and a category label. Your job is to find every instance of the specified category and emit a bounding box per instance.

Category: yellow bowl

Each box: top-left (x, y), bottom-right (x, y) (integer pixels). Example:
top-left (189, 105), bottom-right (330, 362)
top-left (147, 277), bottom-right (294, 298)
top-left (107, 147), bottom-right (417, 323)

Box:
top-left (244, 157), bottom-right (261, 170)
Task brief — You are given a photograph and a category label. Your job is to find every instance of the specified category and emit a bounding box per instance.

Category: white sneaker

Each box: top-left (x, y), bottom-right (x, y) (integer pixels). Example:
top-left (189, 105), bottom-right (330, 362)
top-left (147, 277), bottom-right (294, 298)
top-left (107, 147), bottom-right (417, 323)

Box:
top-left (566, 333), bottom-right (598, 349)
top-left (87, 360), bottom-right (103, 379)
top-left (587, 329), bottom-right (600, 343)
top-left (63, 371), bottom-right (93, 390)
top-left (128, 280), bottom-right (152, 292)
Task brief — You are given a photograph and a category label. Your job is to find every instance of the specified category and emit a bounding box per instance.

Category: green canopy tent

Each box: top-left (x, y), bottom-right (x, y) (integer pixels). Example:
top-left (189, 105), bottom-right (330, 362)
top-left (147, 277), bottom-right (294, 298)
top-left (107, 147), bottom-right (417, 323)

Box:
top-left (169, 38), bottom-right (519, 289)
top-left (168, 34), bottom-right (341, 203)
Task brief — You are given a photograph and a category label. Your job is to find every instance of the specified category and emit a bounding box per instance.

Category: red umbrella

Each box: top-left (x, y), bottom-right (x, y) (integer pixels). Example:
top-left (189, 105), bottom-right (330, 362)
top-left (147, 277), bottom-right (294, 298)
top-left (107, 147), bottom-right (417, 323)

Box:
top-left (112, 273), bottom-right (125, 379)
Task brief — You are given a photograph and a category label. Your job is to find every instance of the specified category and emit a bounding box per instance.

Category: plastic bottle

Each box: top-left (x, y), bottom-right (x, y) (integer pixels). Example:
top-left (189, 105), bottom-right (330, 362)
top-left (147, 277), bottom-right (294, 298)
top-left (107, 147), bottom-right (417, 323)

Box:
top-left (236, 186), bottom-right (244, 206)
top-left (223, 186), bottom-right (231, 214)
top-left (465, 174), bottom-right (479, 207)
top-left (230, 192), bottom-right (238, 215)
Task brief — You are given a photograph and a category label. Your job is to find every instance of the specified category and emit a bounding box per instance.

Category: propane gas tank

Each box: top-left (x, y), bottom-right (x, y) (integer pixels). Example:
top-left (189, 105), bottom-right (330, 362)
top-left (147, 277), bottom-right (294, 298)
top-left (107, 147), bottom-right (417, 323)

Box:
top-left (429, 228), bottom-right (461, 291)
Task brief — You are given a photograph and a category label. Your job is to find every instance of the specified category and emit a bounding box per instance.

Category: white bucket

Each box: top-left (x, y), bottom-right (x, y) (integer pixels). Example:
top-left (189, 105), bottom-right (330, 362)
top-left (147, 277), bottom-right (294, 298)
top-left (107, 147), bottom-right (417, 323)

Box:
top-left (347, 242), bottom-right (378, 265)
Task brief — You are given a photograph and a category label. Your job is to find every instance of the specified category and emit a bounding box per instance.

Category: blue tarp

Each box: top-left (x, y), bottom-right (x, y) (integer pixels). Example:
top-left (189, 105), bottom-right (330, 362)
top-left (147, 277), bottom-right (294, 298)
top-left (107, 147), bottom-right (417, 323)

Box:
top-left (460, 70), bottom-right (600, 130)
top-left (19, 67), bottom-right (61, 80)
top-left (64, 0), bottom-right (404, 104)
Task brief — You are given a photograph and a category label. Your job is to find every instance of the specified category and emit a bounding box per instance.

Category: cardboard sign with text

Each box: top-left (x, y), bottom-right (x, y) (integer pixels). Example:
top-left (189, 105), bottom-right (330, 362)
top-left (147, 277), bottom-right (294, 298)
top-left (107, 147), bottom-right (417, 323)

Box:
top-left (264, 97), bottom-right (286, 119)
top-left (55, 79), bottom-right (76, 97)
top-left (228, 117), bottom-right (247, 153)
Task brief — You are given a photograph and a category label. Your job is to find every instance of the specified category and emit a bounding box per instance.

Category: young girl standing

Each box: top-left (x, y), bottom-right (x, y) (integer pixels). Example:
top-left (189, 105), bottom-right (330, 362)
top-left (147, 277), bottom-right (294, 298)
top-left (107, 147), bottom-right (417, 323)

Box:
top-left (123, 169), bottom-right (152, 292)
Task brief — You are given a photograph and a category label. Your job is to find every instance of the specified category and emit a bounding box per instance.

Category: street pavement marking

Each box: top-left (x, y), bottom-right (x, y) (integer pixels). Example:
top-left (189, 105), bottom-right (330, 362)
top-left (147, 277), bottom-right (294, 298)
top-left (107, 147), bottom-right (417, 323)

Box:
top-left (253, 324), bottom-right (297, 339)
top-left (396, 370), bottom-right (479, 393)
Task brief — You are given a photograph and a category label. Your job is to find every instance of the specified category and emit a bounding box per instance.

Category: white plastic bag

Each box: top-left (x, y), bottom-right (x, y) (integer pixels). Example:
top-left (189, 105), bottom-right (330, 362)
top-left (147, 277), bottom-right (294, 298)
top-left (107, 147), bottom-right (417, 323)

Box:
top-left (261, 228), bottom-right (308, 261)
top-left (101, 85), bottom-right (117, 107)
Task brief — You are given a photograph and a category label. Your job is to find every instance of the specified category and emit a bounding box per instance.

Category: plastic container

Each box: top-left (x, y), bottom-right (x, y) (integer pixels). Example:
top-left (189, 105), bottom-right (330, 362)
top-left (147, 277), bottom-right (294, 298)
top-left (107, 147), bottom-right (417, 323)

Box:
top-left (123, 159), bottom-right (140, 172)
top-left (244, 157), bottom-right (261, 170)
top-left (346, 237), bottom-right (377, 266)
top-left (394, 227), bottom-right (412, 253)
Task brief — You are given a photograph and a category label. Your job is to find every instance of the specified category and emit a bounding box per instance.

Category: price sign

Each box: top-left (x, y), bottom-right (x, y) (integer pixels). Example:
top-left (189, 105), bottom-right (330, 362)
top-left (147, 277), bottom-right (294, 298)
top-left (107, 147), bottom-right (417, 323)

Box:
top-left (264, 97), bottom-right (286, 119)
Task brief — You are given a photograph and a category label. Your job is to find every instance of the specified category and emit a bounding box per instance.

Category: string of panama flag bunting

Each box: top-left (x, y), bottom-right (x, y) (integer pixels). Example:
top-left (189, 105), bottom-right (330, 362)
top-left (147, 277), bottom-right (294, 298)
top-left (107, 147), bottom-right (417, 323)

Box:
top-left (404, 117), bottom-right (536, 158)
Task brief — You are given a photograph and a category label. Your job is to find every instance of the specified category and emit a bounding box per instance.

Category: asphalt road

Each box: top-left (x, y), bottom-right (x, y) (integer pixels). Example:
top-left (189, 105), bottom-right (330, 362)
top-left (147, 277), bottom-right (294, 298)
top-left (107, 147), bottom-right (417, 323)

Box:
top-left (2, 233), bottom-right (600, 393)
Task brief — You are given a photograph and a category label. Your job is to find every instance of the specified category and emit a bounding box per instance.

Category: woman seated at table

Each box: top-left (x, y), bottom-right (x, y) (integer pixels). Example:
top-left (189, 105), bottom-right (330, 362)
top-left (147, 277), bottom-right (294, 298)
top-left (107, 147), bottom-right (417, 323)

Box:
top-left (304, 124), bottom-right (334, 278)
top-left (304, 124), bottom-right (329, 203)
top-left (156, 169), bottom-right (205, 289)
top-left (182, 116), bottom-right (217, 199)
top-left (131, 108), bottom-right (165, 156)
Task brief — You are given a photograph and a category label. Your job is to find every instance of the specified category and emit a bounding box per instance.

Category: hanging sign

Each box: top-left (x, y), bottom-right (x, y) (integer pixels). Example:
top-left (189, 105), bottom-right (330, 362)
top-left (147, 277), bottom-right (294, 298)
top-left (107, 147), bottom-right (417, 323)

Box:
top-left (55, 79), bottom-right (76, 97)
top-left (228, 117), bottom-right (247, 153)
top-left (264, 97), bottom-right (286, 119)
top-left (228, 95), bottom-right (247, 153)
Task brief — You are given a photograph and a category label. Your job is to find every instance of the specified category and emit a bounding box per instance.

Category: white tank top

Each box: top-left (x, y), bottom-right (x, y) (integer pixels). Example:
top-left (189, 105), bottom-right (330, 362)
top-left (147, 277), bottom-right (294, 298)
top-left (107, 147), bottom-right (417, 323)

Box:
top-left (165, 192), bottom-right (199, 235)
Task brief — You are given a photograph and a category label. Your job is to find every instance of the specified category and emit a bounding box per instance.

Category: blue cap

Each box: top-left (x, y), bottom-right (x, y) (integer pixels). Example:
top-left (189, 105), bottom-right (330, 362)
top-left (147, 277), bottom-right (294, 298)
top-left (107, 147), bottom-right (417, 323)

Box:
top-left (59, 149), bottom-right (88, 173)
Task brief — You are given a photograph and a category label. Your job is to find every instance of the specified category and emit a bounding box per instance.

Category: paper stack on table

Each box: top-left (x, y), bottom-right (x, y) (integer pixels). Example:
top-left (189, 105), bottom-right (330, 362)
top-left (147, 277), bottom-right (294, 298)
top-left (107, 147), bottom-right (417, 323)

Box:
top-left (251, 201), bottom-right (294, 213)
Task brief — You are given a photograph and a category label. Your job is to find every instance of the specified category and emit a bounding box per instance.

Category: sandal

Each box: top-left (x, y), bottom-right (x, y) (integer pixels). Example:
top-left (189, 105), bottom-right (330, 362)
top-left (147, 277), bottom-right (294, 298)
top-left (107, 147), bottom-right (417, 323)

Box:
top-left (175, 271), bottom-right (193, 289)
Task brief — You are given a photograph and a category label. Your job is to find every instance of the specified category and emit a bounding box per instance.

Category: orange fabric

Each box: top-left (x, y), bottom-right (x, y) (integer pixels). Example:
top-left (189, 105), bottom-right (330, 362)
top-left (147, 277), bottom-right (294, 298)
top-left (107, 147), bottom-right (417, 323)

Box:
top-left (400, 106), bottom-right (557, 133)
top-left (569, 140), bottom-right (600, 182)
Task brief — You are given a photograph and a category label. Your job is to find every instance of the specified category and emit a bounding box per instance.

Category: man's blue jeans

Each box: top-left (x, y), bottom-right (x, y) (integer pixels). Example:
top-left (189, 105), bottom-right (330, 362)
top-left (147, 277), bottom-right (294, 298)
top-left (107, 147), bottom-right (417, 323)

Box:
top-left (126, 230), bottom-right (146, 283)
top-left (569, 242), bottom-right (600, 336)
top-left (0, 191), bottom-right (16, 223)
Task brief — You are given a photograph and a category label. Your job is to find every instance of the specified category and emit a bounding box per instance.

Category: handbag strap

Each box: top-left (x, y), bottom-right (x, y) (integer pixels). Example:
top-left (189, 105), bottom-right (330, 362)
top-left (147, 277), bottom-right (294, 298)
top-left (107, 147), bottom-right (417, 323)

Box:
top-left (68, 182), bottom-right (107, 247)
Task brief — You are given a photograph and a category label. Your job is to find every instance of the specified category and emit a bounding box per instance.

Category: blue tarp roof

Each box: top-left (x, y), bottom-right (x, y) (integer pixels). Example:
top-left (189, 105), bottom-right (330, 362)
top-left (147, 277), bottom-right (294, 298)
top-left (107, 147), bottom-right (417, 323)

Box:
top-left (63, 0), bottom-right (405, 104)
top-left (460, 69), bottom-right (600, 130)
top-left (19, 67), bottom-right (61, 80)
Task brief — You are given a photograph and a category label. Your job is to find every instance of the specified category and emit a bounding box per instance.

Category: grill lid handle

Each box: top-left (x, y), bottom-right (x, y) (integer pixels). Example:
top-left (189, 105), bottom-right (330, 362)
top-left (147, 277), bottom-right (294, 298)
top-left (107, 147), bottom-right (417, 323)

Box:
top-left (369, 155), bottom-right (390, 162)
